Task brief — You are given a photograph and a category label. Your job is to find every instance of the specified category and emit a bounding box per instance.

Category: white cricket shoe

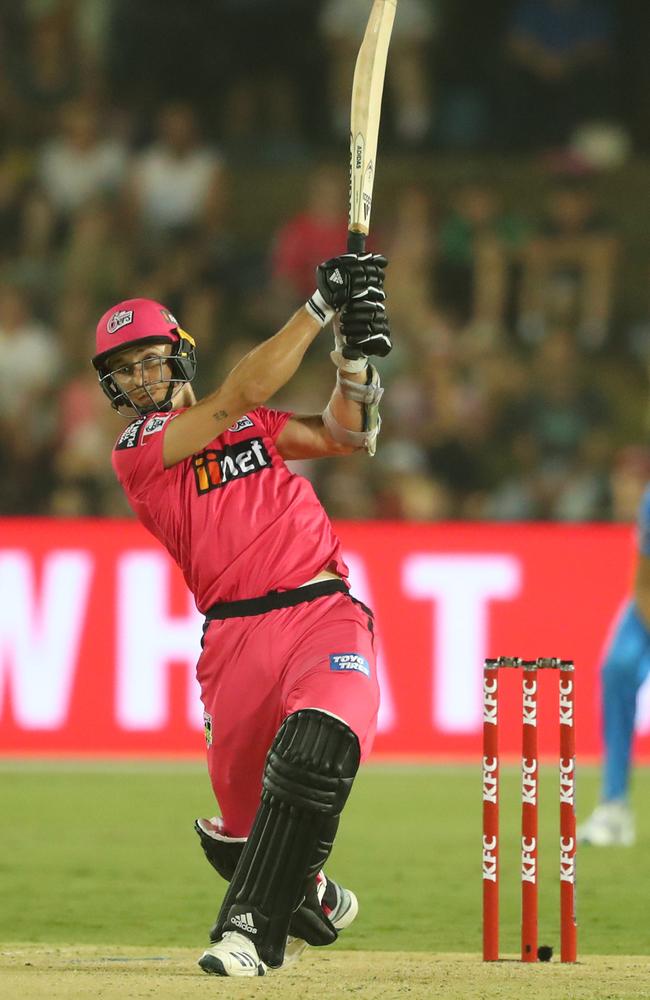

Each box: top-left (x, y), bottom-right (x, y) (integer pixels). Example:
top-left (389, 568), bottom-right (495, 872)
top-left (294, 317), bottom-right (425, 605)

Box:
top-left (198, 930), bottom-right (266, 977)
top-left (325, 881), bottom-right (359, 931)
top-left (282, 878), bottom-right (359, 968)
top-left (577, 801), bottom-right (636, 846)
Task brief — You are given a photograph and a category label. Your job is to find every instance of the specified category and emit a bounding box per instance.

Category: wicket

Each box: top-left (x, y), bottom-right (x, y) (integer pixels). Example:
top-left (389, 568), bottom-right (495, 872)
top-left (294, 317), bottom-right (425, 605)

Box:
top-left (482, 656), bottom-right (577, 963)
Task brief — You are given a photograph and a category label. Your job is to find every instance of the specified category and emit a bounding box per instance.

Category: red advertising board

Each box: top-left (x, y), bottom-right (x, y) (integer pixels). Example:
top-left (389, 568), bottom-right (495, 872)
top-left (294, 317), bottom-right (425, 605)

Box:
top-left (0, 518), bottom-right (648, 761)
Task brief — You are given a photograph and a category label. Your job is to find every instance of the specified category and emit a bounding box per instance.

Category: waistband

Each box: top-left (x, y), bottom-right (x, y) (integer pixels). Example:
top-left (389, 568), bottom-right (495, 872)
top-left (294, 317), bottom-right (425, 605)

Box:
top-left (203, 579), bottom-right (352, 622)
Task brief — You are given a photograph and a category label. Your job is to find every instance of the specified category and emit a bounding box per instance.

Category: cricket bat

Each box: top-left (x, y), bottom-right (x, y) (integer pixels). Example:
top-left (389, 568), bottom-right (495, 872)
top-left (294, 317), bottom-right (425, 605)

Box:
top-left (348, 0), bottom-right (397, 255)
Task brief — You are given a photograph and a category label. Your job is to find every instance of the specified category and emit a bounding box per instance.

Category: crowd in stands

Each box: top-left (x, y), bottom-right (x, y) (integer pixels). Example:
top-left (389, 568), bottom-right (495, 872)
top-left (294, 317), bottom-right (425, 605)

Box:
top-left (1, 0), bottom-right (649, 521)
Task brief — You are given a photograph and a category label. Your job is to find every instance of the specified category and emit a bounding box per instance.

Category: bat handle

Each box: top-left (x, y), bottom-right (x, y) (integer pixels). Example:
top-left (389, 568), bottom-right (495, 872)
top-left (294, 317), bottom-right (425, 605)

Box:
top-left (347, 230), bottom-right (366, 255)
top-left (342, 229), bottom-right (366, 361)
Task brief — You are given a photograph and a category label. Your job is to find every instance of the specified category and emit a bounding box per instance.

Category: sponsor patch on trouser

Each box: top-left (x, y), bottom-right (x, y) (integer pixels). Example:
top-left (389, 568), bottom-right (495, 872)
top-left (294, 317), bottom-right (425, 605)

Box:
top-left (329, 653), bottom-right (370, 678)
top-left (204, 711), bottom-right (213, 747)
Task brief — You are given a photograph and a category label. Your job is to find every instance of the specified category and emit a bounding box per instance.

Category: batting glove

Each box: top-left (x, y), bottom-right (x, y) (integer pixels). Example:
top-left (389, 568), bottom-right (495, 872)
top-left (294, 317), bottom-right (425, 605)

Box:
top-left (340, 298), bottom-right (392, 358)
top-left (306, 251), bottom-right (388, 327)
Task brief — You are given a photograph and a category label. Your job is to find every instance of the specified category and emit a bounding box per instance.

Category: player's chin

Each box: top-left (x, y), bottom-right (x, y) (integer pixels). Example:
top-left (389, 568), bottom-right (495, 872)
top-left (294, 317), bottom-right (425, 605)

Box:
top-left (132, 388), bottom-right (166, 408)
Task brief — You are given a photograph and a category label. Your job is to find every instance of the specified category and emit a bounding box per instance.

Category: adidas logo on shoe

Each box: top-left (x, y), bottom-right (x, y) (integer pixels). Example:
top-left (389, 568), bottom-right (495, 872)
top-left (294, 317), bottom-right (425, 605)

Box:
top-left (231, 912), bottom-right (257, 935)
top-left (330, 269), bottom-right (344, 285)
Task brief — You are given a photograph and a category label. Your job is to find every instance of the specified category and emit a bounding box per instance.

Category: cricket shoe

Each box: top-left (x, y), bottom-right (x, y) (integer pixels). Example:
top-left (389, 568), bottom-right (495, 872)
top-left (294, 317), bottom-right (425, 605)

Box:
top-left (577, 801), bottom-right (635, 846)
top-left (198, 930), bottom-right (266, 977)
top-left (282, 873), bottom-right (359, 968)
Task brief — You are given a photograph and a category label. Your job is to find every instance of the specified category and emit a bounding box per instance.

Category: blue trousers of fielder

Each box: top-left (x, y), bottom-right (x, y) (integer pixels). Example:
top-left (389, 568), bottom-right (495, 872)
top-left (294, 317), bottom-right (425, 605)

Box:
top-left (601, 601), bottom-right (650, 801)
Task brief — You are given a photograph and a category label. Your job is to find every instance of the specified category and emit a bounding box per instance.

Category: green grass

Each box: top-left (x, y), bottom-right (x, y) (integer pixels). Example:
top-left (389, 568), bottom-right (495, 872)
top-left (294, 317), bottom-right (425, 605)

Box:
top-left (1, 762), bottom-right (649, 955)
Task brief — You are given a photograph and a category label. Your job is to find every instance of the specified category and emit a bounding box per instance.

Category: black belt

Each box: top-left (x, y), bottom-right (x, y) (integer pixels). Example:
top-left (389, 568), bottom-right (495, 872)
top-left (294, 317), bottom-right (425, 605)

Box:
top-left (203, 579), bottom-right (352, 622)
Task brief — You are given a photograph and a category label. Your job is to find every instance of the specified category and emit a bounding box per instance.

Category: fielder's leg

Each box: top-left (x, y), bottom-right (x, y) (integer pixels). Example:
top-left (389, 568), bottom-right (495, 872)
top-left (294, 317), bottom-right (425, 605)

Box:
top-left (579, 601), bottom-right (650, 846)
top-left (601, 603), bottom-right (650, 802)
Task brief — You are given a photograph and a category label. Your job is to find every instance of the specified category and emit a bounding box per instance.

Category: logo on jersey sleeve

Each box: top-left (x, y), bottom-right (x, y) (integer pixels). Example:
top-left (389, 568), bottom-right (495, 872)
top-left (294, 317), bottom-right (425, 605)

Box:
top-left (329, 653), bottom-right (371, 678)
top-left (115, 418), bottom-right (145, 450)
top-left (228, 416), bottom-right (254, 433)
top-left (142, 413), bottom-right (172, 438)
top-left (192, 437), bottom-right (271, 494)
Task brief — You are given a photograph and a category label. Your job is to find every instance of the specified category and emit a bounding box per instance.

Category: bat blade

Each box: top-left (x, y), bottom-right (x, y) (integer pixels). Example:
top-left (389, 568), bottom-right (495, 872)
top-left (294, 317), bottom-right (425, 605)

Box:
top-left (348, 0), bottom-right (397, 253)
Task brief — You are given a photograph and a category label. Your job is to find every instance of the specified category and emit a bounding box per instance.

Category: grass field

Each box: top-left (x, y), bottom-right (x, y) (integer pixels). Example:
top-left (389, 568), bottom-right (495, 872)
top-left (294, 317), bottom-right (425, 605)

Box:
top-left (2, 761), bottom-right (650, 998)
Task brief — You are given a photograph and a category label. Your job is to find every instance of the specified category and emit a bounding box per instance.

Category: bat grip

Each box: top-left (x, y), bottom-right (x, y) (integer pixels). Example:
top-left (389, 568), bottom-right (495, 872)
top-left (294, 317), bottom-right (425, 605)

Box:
top-left (343, 230), bottom-right (366, 361)
top-left (347, 230), bottom-right (366, 254)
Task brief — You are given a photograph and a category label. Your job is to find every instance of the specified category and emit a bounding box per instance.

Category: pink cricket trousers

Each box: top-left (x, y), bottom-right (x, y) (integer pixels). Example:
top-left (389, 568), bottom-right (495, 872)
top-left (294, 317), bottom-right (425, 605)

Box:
top-left (196, 590), bottom-right (379, 838)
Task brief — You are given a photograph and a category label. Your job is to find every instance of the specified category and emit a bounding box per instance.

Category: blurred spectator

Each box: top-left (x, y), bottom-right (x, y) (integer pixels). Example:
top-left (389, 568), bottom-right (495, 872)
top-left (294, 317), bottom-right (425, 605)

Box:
top-left (551, 426), bottom-right (612, 520)
top-left (60, 200), bottom-right (133, 307)
top-left (124, 102), bottom-right (224, 238)
top-left (0, 5), bottom-right (83, 144)
top-left (433, 0), bottom-right (511, 150)
top-left (518, 176), bottom-right (619, 349)
top-left (0, 282), bottom-right (61, 512)
top-left (268, 164), bottom-right (348, 319)
top-left (509, 330), bottom-right (613, 516)
top-left (0, 152), bottom-right (32, 265)
top-left (212, 0), bottom-right (317, 159)
top-left (518, 330), bottom-right (610, 457)
top-left (314, 455), bottom-right (379, 520)
top-left (54, 288), bottom-right (102, 361)
top-left (608, 446), bottom-right (650, 522)
top-left (627, 262), bottom-right (650, 364)
top-left (483, 333), bottom-right (614, 520)
top-left (0, 282), bottom-right (61, 423)
top-left (482, 430), bottom-right (545, 520)
top-left (501, 0), bottom-right (617, 151)
top-left (384, 185), bottom-right (441, 350)
top-left (376, 471), bottom-right (454, 520)
top-left (434, 178), bottom-right (531, 338)
top-left (51, 363), bottom-right (126, 516)
top-left (319, 0), bottom-right (438, 145)
top-left (38, 101), bottom-right (127, 220)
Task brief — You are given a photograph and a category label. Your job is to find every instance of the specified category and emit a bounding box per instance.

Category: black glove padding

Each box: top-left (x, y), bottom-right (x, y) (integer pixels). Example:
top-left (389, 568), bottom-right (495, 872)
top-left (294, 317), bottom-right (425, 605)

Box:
top-left (316, 252), bottom-right (388, 310)
top-left (340, 298), bottom-right (392, 358)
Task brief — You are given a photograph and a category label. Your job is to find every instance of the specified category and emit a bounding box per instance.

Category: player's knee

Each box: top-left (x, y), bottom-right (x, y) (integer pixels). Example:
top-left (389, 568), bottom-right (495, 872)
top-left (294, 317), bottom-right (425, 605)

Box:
top-left (263, 709), bottom-right (360, 816)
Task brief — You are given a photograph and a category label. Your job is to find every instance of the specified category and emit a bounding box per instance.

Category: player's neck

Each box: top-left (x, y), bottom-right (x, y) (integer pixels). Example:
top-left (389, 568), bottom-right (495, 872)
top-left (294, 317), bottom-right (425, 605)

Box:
top-left (174, 384), bottom-right (197, 409)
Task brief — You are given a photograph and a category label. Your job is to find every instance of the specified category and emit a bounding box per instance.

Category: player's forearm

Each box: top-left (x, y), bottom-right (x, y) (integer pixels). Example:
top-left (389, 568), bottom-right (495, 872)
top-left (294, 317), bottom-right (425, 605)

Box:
top-left (326, 366), bottom-right (367, 432)
top-left (220, 306), bottom-right (322, 410)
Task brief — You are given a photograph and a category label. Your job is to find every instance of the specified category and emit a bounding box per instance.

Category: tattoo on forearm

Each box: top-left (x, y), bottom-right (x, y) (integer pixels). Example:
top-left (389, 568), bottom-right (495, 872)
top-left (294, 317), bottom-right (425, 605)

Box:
top-left (213, 409), bottom-right (228, 422)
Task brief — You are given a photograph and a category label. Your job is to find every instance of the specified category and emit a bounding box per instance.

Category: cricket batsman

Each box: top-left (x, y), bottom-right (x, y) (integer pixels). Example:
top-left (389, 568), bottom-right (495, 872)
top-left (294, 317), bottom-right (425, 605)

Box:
top-left (91, 252), bottom-right (391, 975)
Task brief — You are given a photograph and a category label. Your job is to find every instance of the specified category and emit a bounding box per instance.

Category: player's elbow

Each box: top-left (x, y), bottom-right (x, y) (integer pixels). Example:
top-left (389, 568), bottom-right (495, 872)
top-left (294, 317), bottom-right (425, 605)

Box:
top-left (334, 442), bottom-right (363, 456)
top-left (237, 377), bottom-right (273, 411)
top-left (323, 431), bottom-right (364, 457)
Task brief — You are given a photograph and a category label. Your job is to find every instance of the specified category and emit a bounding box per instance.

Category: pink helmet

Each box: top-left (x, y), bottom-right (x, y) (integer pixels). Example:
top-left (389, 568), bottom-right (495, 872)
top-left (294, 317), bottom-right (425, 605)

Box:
top-left (92, 297), bottom-right (196, 413)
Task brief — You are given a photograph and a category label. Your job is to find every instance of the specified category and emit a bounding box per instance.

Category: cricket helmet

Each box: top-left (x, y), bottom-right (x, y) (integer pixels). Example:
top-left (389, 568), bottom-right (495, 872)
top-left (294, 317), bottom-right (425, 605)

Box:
top-left (92, 297), bottom-right (197, 414)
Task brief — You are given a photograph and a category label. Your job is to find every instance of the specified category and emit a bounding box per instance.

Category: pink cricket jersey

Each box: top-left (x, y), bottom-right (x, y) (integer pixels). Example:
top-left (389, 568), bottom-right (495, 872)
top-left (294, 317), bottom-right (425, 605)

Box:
top-left (111, 406), bottom-right (349, 612)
